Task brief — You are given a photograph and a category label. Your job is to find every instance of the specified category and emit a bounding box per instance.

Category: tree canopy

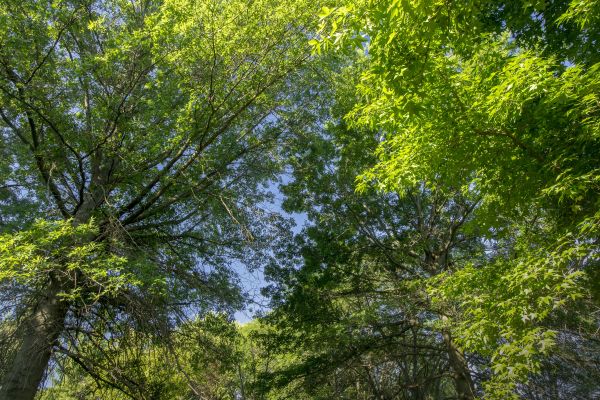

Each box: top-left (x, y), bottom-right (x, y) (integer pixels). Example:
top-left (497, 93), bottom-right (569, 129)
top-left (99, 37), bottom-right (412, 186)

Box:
top-left (0, 0), bottom-right (326, 398)
top-left (0, 0), bottom-right (599, 399)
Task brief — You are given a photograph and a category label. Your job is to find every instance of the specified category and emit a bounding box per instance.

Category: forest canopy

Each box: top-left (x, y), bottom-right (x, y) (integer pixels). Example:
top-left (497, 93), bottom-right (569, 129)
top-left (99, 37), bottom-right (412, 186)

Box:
top-left (0, 0), bottom-right (598, 399)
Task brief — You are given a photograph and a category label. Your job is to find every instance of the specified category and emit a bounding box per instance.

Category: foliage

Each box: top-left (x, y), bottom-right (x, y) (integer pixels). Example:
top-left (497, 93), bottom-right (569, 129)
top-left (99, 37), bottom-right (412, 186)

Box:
top-left (259, 62), bottom-right (482, 399)
top-left (429, 233), bottom-right (587, 397)
top-left (313, 0), bottom-right (600, 397)
top-left (0, 219), bottom-right (140, 303)
top-left (2, 0), bottom-right (600, 398)
top-left (39, 314), bottom-right (307, 400)
top-left (0, 0), bottom-right (327, 397)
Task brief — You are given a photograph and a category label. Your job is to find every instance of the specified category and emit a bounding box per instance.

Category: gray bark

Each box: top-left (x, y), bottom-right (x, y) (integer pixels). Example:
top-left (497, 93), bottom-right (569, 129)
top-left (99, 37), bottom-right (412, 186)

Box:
top-left (442, 327), bottom-right (475, 400)
top-left (0, 278), bottom-right (68, 400)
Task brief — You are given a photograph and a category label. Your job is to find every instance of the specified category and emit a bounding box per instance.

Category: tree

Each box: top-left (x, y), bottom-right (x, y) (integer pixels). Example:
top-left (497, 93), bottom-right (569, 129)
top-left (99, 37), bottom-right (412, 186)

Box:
top-left (0, 0), bottom-right (327, 398)
top-left (40, 313), bottom-right (243, 400)
top-left (259, 63), bottom-right (484, 399)
top-left (315, 0), bottom-right (600, 397)
top-left (40, 314), bottom-right (306, 400)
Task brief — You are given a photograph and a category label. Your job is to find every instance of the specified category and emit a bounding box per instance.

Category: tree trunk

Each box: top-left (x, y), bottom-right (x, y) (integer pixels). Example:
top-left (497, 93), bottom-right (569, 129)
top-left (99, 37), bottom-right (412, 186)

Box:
top-left (442, 328), bottom-right (475, 400)
top-left (0, 278), bottom-right (68, 400)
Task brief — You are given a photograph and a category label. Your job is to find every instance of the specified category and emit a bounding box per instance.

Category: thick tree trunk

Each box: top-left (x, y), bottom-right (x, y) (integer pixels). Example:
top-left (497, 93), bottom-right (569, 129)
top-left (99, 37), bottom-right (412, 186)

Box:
top-left (0, 278), bottom-right (68, 400)
top-left (442, 327), bottom-right (475, 400)
top-left (0, 198), bottom-right (98, 399)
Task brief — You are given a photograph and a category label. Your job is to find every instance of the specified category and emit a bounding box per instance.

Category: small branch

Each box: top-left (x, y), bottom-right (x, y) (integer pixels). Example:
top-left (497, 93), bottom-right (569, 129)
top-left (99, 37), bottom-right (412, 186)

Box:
top-left (474, 128), bottom-right (545, 164)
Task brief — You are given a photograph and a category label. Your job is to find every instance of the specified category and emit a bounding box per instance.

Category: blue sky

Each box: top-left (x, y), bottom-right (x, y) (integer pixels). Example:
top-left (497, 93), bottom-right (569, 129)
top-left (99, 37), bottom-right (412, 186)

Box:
top-left (233, 181), bottom-right (306, 323)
